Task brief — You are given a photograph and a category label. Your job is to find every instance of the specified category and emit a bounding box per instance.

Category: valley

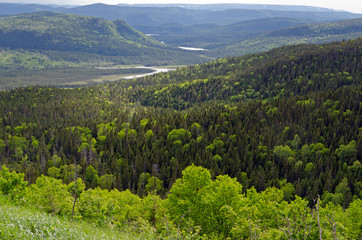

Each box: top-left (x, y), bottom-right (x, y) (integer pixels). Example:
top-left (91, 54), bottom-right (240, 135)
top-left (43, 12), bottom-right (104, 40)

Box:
top-left (0, 2), bottom-right (361, 239)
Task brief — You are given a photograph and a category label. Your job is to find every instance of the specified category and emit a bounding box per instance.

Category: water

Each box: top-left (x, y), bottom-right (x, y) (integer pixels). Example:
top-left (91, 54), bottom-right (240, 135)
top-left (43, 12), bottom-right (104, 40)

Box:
top-left (178, 46), bottom-right (206, 51)
top-left (122, 66), bottom-right (173, 79)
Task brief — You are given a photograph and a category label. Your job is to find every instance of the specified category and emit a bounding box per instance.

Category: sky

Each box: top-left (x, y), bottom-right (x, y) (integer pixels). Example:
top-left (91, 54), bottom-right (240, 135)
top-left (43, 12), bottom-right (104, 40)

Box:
top-left (3, 0), bottom-right (362, 14)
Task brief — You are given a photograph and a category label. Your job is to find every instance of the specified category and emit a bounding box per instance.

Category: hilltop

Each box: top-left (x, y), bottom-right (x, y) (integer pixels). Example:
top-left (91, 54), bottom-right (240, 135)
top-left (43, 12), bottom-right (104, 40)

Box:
top-left (0, 11), bottom-right (197, 60)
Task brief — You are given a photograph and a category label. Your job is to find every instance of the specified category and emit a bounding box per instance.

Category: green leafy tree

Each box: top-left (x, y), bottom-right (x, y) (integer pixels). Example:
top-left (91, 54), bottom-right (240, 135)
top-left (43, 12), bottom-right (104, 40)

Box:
top-left (67, 178), bottom-right (85, 219)
top-left (145, 176), bottom-right (164, 194)
top-left (24, 175), bottom-right (72, 215)
top-left (346, 198), bottom-right (362, 239)
top-left (166, 165), bottom-right (243, 237)
top-left (85, 165), bottom-right (99, 189)
top-left (47, 166), bottom-right (61, 179)
top-left (273, 145), bottom-right (294, 161)
top-left (99, 174), bottom-right (113, 190)
top-left (60, 164), bottom-right (82, 184)
top-left (0, 165), bottom-right (27, 201)
top-left (166, 165), bottom-right (212, 234)
top-left (335, 140), bottom-right (357, 163)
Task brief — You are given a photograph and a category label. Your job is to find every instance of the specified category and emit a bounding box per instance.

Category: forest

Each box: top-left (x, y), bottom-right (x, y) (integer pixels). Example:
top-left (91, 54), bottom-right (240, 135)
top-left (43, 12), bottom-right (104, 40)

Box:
top-left (0, 38), bottom-right (361, 239)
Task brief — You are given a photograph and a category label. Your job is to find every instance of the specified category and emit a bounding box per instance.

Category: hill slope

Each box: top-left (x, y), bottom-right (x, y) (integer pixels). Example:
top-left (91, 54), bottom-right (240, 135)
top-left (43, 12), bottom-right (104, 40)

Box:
top-left (0, 11), bottom-right (209, 88)
top-left (62, 4), bottom-right (362, 26)
top-left (266, 17), bottom-right (362, 37)
top-left (0, 11), bottom-right (167, 56)
top-left (0, 39), bottom-right (360, 205)
top-left (139, 17), bottom-right (315, 47)
top-left (207, 18), bottom-right (362, 57)
top-left (2, 3), bottom-right (360, 26)
top-left (0, 196), bottom-right (146, 240)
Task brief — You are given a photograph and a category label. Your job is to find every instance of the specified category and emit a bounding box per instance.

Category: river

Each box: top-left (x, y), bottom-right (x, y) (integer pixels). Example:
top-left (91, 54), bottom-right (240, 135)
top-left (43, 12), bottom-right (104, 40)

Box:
top-left (178, 46), bottom-right (206, 51)
top-left (95, 66), bottom-right (175, 80)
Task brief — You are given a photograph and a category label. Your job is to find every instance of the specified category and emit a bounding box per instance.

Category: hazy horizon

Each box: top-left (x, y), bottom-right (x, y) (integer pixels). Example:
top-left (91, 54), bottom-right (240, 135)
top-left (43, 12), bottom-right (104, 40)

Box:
top-left (1, 0), bottom-right (362, 14)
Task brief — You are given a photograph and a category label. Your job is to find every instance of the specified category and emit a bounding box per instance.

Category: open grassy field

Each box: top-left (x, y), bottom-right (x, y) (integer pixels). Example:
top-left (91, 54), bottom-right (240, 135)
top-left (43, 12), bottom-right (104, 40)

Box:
top-left (0, 195), bottom-right (158, 240)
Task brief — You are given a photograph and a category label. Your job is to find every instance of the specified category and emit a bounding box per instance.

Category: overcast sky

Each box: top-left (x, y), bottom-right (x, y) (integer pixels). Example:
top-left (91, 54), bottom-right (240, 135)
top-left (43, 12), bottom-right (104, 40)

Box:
top-left (3, 0), bottom-right (362, 14)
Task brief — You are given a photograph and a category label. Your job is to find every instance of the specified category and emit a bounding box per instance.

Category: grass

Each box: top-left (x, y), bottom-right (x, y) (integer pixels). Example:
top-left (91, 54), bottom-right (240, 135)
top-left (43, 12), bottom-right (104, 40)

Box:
top-left (0, 67), bottom-right (155, 90)
top-left (0, 195), bottom-right (156, 240)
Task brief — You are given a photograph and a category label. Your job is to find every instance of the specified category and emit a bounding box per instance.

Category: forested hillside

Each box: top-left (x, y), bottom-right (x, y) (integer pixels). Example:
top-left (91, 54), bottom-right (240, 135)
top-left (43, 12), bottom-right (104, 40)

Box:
top-left (0, 38), bottom-right (360, 197)
top-left (138, 17), bottom-right (315, 48)
top-left (0, 12), bottom-right (206, 65)
top-left (0, 38), bottom-right (360, 239)
top-left (207, 18), bottom-right (362, 57)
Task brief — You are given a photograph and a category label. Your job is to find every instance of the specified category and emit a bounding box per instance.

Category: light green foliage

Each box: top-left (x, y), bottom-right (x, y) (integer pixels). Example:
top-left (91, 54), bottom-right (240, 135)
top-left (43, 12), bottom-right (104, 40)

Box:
top-left (296, 98), bottom-right (316, 107)
top-left (60, 164), bottom-right (82, 184)
top-left (78, 188), bottom-right (141, 225)
top-left (335, 140), bottom-right (357, 163)
top-left (305, 162), bottom-right (314, 173)
top-left (47, 154), bottom-right (62, 168)
top-left (99, 174), bottom-right (113, 190)
top-left (68, 178), bottom-right (85, 199)
top-left (145, 129), bottom-right (154, 140)
top-left (138, 172), bottom-right (151, 197)
top-left (209, 175), bottom-right (243, 236)
top-left (145, 176), bottom-right (164, 194)
top-left (0, 165), bottom-right (27, 201)
top-left (290, 134), bottom-right (301, 150)
top-left (76, 126), bottom-right (97, 153)
top-left (206, 138), bottom-right (225, 154)
top-left (320, 202), bottom-right (350, 239)
top-left (346, 199), bottom-right (362, 239)
top-left (282, 126), bottom-right (291, 140)
top-left (0, 196), bottom-right (144, 240)
top-left (273, 145), bottom-right (294, 161)
top-left (47, 166), bottom-right (61, 179)
top-left (31, 136), bottom-right (39, 151)
top-left (266, 107), bottom-right (278, 115)
top-left (279, 179), bottom-right (295, 201)
top-left (140, 118), bottom-right (149, 128)
top-left (231, 187), bottom-right (285, 239)
top-left (166, 165), bottom-right (213, 231)
top-left (9, 135), bottom-right (28, 153)
top-left (118, 128), bottom-right (138, 140)
top-left (166, 165), bottom-right (243, 237)
top-left (23, 175), bottom-right (72, 215)
top-left (140, 194), bottom-right (166, 231)
top-left (85, 165), bottom-right (99, 189)
top-left (322, 177), bottom-right (351, 206)
top-left (276, 196), bottom-right (313, 240)
top-left (190, 122), bottom-right (202, 137)
top-left (212, 154), bottom-right (222, 162)
top-left (301, 142), bottom-right (330, 163)
top-left (167, 128), bottom-right (191, 143)
top-left (96, 122), bottom-right (115, 144)
top-left (0, 165), bottom-right (362, 239)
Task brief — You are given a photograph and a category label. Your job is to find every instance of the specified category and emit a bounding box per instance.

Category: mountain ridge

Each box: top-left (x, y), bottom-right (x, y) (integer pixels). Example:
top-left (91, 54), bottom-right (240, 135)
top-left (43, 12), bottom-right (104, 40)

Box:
top-left (1, 3), bottom-right (361, 26)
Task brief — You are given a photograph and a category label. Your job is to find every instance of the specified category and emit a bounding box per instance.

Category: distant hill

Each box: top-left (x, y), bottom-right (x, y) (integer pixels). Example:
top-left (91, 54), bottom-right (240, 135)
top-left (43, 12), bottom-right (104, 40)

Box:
top-left (62, 4), bottom-right (362, 26)
top-left (0, 3), bottom-right (60, 16)
top-left (0, 3), bottom-right (361, 26)
top-left (206, 18), bottom-right (362, 58)
top-left (0, 12), bottom-right (207, 65)
top-left (266, 18), bottom-right (362, 37)
top-left (0, 11), bottom-right (163, 55)
top-left (139, 18), bottom-right (315, 47)
top-left (128, 3), bottom-right (337, 12)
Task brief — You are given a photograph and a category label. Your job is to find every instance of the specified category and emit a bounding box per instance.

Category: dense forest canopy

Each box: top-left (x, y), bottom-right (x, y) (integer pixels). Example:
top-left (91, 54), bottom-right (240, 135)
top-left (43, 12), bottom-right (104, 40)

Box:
top-left (0, 38), bottom-right (360, 239)
top-left (0, 38), bottom-right (360, 199)
top-left (0, 11), bottom-right (208, 69)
